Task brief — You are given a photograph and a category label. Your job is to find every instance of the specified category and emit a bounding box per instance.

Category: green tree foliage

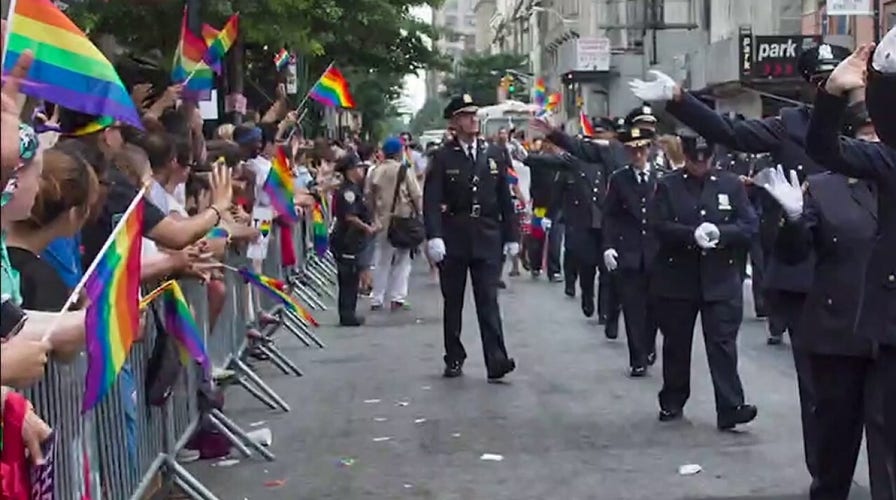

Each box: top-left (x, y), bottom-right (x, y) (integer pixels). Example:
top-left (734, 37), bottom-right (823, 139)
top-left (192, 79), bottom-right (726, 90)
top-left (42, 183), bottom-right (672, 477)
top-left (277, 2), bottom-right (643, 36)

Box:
top-left (408, 97), bottom-right (446, 136)
top-left (65, 0), bottom-right (447, 136)
top-left (441, 52), bottom-right (529, 106)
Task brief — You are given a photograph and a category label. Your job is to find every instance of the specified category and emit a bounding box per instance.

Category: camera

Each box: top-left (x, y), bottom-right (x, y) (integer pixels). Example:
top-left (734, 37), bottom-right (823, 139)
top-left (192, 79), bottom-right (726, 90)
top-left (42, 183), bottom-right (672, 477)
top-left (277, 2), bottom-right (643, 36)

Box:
top-left (0, 296), bottom-right (28, 339)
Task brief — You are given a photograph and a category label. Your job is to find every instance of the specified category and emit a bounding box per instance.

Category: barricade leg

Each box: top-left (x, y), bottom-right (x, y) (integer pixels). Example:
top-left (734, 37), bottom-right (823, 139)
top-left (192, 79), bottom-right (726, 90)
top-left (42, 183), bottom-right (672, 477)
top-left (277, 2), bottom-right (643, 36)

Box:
top-left (231, 357), bottom-right (291, 411)
top-left (235, 375), bottom-right (280, 410)
top-left (166, 457), bottom-right (223, 500)
top-left (256, 341), bottom-right (304, 376)
top-left (209, 408), bottom-right (276, 461)
top-left (204, 412), bottom-right (255, 458)
top-left (282, 308), bottom-right (326, 349)
top-left (289, 278), bottom-right (328, 310)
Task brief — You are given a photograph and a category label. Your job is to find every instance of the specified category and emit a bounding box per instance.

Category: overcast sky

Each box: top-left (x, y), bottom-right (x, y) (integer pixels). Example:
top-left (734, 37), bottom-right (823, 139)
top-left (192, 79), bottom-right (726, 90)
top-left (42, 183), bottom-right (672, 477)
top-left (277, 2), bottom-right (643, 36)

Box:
top-left (400, 5), bottom-right (433, 114)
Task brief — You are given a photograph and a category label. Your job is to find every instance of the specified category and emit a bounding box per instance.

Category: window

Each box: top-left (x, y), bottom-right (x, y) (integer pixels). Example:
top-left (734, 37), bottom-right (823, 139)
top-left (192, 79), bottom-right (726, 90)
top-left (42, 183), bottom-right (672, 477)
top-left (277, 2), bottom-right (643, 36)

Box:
top-left (819, 4), bottom-right (851, 35)
top-left (887, 1), bottom-right (896, 29)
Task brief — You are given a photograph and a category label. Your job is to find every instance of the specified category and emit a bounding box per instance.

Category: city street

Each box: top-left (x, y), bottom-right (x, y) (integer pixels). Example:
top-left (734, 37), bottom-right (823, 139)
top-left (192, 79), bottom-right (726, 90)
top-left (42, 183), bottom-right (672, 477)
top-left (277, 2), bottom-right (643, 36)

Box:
top-left (191, 265), bottom-right (873, 500)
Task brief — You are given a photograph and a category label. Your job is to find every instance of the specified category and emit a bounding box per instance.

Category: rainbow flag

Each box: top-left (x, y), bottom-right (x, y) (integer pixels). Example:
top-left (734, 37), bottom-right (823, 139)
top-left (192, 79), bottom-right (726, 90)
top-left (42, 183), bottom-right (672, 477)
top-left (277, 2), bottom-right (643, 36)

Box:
top-left (311, 201), bottom-right (328, 257)
top-left (82, 197), bottom-right (144, 412)
top-left (309, 65), bottom-right (355, 108)
top-left (2, 0), bottom-right (142, 127)
top-left (274, 49), bottom-right (289, 72)
top-left (580, 111), bottom-right (595, 136)
top-left (203, 14), bottom-right (238, 73)
top-left (258, 220), bottom-right (272, 238)
top-left (171, 8), bottom-right (213, 100)
top-left (201, 24), bottom-right (220, 46)
top-left (162, 281), bottom-right (210, 375)
top-left (533, 77), bottom-right (546, 107)
top-left (238, 268), bottom-right (319, 327)
top-left (140, 281), bottom-right (173, 309)
top-left (263, 146), bottom-right (299, 222)
top-left (206, 226), bottom-right (229, 240)
top-left (545, 92), bottom-right (560, 112)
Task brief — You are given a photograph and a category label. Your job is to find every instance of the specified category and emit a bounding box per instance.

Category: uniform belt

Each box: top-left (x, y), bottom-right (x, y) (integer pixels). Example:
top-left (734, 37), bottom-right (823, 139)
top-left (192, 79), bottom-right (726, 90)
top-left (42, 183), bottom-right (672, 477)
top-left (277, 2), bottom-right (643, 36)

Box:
top-left (445, 207), bottom-right (496, 219)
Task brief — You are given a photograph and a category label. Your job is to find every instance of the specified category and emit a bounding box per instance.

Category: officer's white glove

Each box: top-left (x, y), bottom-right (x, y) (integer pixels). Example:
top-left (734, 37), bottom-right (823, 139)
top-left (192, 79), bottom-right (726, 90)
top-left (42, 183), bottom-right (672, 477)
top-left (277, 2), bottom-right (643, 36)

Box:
top-left (694, 223), bottom-right (719, 249)
top-left (628, 70), bottom-right (678, 102)
top-left (603, 249), bottom-right (619, 271)
top-left (427, 238), bottom-right (446, 263)
top-left (542, 218), bottom-right (552, 232)
top-left (757, 165), bottom-right (803, 220)
top-left (504, 242), bottom-right (520, 257)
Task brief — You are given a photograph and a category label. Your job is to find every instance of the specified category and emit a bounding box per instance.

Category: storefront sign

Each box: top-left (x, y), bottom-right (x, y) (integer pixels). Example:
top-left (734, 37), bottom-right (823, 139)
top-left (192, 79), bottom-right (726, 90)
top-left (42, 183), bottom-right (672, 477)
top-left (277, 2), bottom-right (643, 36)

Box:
top-left (748, 35), bottom-right (820, 80)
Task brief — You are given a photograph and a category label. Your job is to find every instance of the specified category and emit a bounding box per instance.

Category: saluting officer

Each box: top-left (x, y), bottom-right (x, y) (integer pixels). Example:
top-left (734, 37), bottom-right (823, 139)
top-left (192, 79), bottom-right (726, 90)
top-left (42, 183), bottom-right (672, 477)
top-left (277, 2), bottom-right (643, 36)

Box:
top-left (331, 154), bottom-right (377, 327)
top-left (805, 38), bottom-right (896, 498)
top-left (602, 126), bottom-right (660, 377)
top-left (624, 104), bottom-right (666, 169)
top-left (530, 116), bottom-right (623, 338)
top-left (650, 131), bottom-right (759, 430)
top-left (423, 94), bottom-right (519, 381)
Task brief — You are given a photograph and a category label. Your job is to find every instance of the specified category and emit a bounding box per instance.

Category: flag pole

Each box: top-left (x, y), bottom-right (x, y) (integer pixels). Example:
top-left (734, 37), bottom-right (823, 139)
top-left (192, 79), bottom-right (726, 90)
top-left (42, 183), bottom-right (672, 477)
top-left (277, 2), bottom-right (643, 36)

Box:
top-left (293, 60), bottom-right (334, 113)
top-left (41, 188), bottom-right (146, 343)
top-left (1, 0), bottom-right (20, 70)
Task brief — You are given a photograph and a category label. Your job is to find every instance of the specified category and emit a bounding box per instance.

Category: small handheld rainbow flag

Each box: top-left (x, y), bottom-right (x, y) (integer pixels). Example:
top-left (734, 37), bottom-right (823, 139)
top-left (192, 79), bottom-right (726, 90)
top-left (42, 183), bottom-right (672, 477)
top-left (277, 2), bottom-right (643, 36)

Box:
top-left (309, 65), bottom-right (355, 108)
top-left (201, 24), bottom-right (220, 46)
top-left (545, 92), bottom-right (561, 112)
top-left (172, 8), bottom-right (213, 100)
top-left (263, 146), bottom-right (299, 222)
top-left (206, 226), bottom-right (229, 240)
top-left (2, 0), bottom-right (143, 128)
top-left (532, 77), bottom-right (546, 107)
top-left (580, 111), bottom-right (595, 137)
top-left (258, 220), bottom-right (272, 238)
top-left (140, 281), bottom-right (173, 309)
top-left (82, 196), bottom-right (144, 412)
top-left (162, 281), bottom-right (211, 376)
top-left (311, 201), bottom-right (328, 257)
top-left (274, 48), bottom-right (290, 72)
top-left (203, 13), bottom-right (239, 73)
top-left (238, 268), bottom-right (319, 327)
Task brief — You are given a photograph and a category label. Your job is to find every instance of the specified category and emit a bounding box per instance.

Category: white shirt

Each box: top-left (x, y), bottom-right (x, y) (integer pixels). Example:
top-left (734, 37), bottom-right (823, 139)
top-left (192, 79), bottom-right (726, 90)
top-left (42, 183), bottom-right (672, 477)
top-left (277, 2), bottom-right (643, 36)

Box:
top-left (459, 140), bottom-right (477, 161)
top-left (632, 165), bottom-right (651, 183)
top-left (246, 156), bottom-right (272, 207)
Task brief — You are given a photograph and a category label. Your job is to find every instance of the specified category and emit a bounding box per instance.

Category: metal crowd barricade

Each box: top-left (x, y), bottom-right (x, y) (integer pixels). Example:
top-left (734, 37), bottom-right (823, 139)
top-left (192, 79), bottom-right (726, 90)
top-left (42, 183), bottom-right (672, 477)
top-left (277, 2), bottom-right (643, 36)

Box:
top-left (19, 216), bottom-right (338, 499)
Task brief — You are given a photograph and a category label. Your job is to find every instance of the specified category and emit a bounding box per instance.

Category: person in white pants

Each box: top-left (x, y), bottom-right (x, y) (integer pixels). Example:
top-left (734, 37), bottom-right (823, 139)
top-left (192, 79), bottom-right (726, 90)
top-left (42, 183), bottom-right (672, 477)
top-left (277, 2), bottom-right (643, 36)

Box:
top-left (367, 137), bottom-right (423, 310)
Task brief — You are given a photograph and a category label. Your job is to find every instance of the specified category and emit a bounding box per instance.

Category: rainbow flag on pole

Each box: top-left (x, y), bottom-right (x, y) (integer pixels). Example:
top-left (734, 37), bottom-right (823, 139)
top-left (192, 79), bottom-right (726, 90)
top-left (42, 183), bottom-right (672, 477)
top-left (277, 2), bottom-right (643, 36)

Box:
top-left (2, 0), bottom-right (142, 127)
top-left (162, 281), bottom-right (210, 375)
top-left (203, 13), bottom-right (238, 73)
top-left (311, 201), bottom-right (328, 257)
top-left (309, 65), bottom-right (355, 108)
top-left (274, 48), bottom-right (290, 72)
top-left (82, 196), bottom-right (144, 412)
top-left (532, 77), bottom-right (546, 107)
top-left (172, 8), bottom-right (213, 100)
top-left (238, 268), bottom-right (319, 327)
top-left (580, 111), bottom-right (595, 136)
top-left (263, 146), bottom-right (299, 222)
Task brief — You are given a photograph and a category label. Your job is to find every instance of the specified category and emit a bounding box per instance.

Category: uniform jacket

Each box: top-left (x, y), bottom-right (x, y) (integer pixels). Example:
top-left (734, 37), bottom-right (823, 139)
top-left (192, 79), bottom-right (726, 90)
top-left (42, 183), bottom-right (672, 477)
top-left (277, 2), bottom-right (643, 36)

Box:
top-left (666, 91), bottom-right (818, 293)
top-left (806, 89), bottom-right (896, 347)
top-left (544, 152), bottom-right (607, 229)
top-left (423, 137), bottom-right (519, 260)
top-left (776, 172), bottom-right (876, 357)
top-left (650, 169), bottom-right (758, 301)
top-left (603, 166), bottom-right (661, 271)
top-left (331, 181), bottom-right (371, 258)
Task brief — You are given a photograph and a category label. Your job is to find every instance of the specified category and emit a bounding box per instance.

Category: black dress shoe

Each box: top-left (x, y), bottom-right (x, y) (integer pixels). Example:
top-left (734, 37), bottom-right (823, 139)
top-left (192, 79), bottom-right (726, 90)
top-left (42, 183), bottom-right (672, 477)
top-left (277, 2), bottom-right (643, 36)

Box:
top-left (767, 334), bottom-right (783, 345)
top-left (487, 358), bottom-right (516, 382)
top-left (717, 404), bottom-right (758, 430)
top-left (548, 274), bottom-right (563, 283)
top-left (498, 280), bottom-right (507, 289)
top-left (443, 360), bottom-right (464, 378)
top-left (658, 409), bottom-right (683, 422)
top-left (604, 320), bottom-right (619, 340)
top-left (339, 316), bottom-right (365, 327)
top-left (630, 366), bottom-right (647, 377)
top-left (647, 352), bottom-right (657, 366)
top-left (564, 285), bottom-right (576, 297)
top-left (581, 297), bottom-right (595, 318)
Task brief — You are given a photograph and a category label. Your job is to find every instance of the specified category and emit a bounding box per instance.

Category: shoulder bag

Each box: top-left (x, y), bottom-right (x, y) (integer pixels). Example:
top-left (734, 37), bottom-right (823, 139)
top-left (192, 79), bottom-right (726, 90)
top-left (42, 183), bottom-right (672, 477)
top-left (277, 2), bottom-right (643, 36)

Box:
top-left (387, 162), bottom-right (426, 249)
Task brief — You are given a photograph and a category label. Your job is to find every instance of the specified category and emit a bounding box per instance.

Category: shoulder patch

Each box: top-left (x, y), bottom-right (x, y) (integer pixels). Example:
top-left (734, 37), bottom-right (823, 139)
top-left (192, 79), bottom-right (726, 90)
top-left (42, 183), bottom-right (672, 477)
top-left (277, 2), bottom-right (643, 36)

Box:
top-left (343, 190), bottom-right (356, 203)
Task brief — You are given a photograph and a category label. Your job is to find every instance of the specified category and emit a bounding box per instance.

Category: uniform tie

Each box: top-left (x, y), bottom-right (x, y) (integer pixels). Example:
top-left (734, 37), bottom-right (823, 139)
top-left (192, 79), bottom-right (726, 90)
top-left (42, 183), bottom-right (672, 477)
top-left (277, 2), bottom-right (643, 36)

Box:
top-left (467, 144), bottom-right (475, 162)
top-left (639, 171), bottom-right (648, 184)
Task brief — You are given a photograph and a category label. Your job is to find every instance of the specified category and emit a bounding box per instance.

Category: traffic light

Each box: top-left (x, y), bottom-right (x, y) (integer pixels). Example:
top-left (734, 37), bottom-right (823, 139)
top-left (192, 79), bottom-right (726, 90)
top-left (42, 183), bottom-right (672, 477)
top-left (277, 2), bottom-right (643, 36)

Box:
top-left (507, 77), bottom-right (516, 93)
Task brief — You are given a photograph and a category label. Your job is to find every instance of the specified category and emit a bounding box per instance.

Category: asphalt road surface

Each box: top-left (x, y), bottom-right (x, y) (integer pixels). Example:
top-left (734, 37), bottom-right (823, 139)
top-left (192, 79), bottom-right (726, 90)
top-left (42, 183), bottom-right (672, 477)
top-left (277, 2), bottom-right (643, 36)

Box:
top-left (190, 264), bottom-right (872, 500)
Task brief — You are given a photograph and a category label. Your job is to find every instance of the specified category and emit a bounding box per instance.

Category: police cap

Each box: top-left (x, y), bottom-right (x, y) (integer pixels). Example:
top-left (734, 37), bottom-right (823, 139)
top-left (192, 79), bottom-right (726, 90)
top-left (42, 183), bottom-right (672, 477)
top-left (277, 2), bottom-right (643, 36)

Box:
top-left (625, 103), bottom-right (657, 126)
top-left (334, 153), bottom-right (362, 173)
top-left (618, 126), bottom-right (655, 148)
top-left (797, 43), bottom-right (852, 82)
top-left (679, 130), bottom-right (715, 162)
top-left (593, 116), bottom-right (616, 133)
top-left (443, 94), bottom-right (480, 119)
top-left (844, 101), bottom-right (872, 137)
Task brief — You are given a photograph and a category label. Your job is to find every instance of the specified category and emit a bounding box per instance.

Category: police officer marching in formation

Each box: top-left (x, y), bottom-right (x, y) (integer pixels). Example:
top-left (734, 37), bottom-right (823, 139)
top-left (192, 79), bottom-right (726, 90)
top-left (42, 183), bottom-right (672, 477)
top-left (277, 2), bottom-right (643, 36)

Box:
top-left (650, 131), bottom-right (759, 430)
top-left (423, 94), bottom-right (519, 381)
top-left (602, 125), bottom-right (660, 377)
top-left (624, 104), bottom-right (667, 171)
top-left (629, 42), bottom-right (852, 477)
top-left (331, 153), bottom-right (378, 327)
top-left (529, 114), bottom-right (623, 339)
top-left (804, 34), bottom-right (896, 498)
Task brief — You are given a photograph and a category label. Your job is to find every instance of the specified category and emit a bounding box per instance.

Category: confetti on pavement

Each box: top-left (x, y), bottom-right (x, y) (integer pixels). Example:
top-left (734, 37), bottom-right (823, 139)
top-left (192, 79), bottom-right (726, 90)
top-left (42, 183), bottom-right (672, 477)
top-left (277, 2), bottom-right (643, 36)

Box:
top-left (480, 453), bottom-right (504, 462)
top-left (372, 436), bottom-right (392, 442)
top-left (364, 399), bottom-right (382, 404)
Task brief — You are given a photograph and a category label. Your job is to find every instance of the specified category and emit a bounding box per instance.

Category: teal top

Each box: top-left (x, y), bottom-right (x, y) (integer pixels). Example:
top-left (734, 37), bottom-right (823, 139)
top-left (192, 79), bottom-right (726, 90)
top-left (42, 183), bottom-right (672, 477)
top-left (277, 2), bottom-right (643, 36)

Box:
top-left (0, 230), bottom-right (21, 305)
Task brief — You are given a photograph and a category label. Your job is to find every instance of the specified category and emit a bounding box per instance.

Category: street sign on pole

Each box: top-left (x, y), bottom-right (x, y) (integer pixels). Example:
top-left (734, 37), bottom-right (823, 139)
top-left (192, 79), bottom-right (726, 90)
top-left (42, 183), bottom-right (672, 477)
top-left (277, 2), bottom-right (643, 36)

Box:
top-left (576, 36), bottom-right (611, 71)
top-left (826, 0), bottom-right (873, 16)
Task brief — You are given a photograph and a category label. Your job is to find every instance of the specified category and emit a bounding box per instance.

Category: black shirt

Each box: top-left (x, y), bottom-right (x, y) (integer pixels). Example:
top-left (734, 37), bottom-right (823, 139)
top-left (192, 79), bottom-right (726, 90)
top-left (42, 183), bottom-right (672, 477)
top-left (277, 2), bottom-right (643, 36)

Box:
top-left (8, 247), bottom-right (72, 311)
top-left (81, 168), bottom-right (166, 268)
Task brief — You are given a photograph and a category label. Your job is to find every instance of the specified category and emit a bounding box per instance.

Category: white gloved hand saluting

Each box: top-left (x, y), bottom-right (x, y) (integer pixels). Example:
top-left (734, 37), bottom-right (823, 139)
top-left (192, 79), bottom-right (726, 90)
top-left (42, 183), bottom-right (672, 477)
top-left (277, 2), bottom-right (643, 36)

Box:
top-left (427, 238), bottom-right (446, 263)
top-left (694, 222), bottom-right (720, 249)
top-left (756, 165), bottom-right (803, 220)
top-left (603, 249), bottom-right (618, 271)
top-left (542, 218), bottom-right (552, 232)
top-left (504, 242), bottom-right (520, 257)
top-left (628, 70), bottom-right (678, 102)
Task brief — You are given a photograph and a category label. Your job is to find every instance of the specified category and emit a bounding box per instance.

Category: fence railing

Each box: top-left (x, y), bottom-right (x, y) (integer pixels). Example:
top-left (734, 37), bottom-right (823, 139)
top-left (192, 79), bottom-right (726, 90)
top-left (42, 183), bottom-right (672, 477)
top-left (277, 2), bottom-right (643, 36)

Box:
top-left (23, 206), bottom-right (337, 500)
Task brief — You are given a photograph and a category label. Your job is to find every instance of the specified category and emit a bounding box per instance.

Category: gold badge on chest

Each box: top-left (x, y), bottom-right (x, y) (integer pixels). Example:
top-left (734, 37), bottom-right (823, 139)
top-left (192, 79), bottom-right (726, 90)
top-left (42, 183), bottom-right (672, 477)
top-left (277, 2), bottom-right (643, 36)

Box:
top-left (489, 158), bottom-right (498, 174)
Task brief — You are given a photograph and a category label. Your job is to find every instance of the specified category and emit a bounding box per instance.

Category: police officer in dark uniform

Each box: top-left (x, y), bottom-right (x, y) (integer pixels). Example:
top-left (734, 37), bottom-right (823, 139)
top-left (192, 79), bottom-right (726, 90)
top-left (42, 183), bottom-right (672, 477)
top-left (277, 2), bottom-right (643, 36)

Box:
top-left (625, 104), bottom-right (666, 169)
top-left (530, 115), bottom-right (623, 338)
top-left (423, 94), bottom-right (519, 381)
top-left (331, 153), bottom-right (376, 327)
top-left (805, 36), bottom-right (896, 498)
top-left (602, 126), bottom-right (660, 376)
top-left (650, 131), bottom-right (759, 430)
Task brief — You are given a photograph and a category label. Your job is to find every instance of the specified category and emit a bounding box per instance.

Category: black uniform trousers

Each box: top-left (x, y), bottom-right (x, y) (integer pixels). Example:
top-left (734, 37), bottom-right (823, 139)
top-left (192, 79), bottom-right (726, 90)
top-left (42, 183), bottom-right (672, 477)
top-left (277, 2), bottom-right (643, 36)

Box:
top-left (563, 223), bottom-right (578, 287)
top-left (547, 222), bottom-right (563, 276)
top-left (616, 268), bottom-right (656, 368)
top-left (598, 260), bottom-right (621, 325)
top-left (439, 255), bottom-right (510, 373)
top-left (335, 256), bottom-right (361, 321)
top-left (656, 296), bottom-right (746, 418)
top-left (748, 236), bottom-right (768, 316)
top-left (870, 346), bottom-right (896, 500)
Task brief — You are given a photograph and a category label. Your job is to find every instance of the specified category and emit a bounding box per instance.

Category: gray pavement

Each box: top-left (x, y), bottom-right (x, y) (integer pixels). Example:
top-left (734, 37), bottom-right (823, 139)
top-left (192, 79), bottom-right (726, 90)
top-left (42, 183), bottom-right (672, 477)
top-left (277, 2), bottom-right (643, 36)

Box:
top-left (189, 265), bottom-right (872, 500)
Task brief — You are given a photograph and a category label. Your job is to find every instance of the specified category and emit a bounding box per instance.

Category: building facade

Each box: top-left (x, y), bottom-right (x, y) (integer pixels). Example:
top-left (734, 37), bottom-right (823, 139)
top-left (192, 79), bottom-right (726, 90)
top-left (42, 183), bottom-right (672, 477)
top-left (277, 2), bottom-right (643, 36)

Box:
top-left (426, 0), bottom-right (479, 100)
